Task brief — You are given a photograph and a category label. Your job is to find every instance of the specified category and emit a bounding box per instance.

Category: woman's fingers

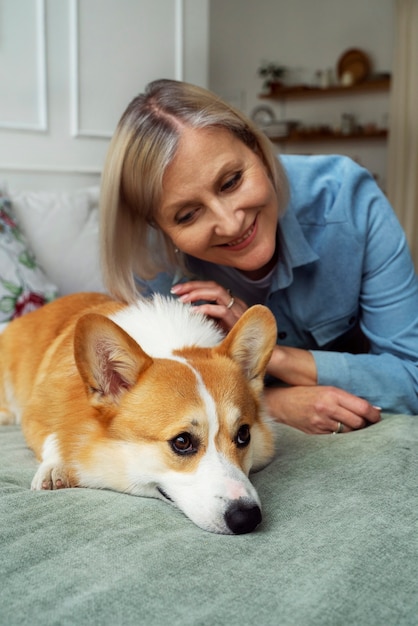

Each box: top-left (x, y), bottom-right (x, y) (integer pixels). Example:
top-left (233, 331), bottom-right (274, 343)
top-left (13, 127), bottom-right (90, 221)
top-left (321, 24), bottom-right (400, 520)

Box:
top-left (170, 281), bottom-right (248, 331)
top-left (265, 385), bottom-right (382, 435)
top-left (171, 280), bottom-right (230, 304)
top-left (334, 389), bottom-right (382, 429)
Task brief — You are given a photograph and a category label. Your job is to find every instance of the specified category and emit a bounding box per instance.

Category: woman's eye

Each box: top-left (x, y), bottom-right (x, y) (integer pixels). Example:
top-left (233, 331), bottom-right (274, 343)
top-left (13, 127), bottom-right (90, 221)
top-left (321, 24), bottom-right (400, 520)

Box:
top-left (235, 424), bottom-right (251, 448)
top-left (170, 432), bottom-right (198, 455)
top-left (221, 171), bottom-right (242, 192)
top-left (175, 208), bottom-right (199, 225)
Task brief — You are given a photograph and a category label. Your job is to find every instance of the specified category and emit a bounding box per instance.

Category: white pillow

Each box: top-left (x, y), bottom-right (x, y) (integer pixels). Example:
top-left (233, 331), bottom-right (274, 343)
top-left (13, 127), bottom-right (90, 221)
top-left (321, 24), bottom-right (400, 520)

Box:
top-left (10, 187), bottom-right (105, 295)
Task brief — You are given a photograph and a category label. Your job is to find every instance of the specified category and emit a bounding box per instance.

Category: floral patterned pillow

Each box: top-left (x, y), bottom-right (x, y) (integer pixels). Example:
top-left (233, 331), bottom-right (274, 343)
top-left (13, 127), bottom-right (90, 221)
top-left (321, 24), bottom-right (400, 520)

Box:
top-left (0, 192), bottom-right (58, 323)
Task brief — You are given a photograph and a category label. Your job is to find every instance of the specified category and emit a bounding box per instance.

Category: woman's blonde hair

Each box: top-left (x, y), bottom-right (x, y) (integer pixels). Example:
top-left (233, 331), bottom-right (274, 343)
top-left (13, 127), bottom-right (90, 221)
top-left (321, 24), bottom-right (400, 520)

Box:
top-left (100, 79), bottom-right (288, 302)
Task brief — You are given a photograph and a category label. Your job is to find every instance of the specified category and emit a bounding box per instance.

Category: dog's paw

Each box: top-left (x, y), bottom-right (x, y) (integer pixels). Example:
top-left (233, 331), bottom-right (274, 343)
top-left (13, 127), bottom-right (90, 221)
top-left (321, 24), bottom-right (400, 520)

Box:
top-left (0, 407), bottom-right (16, 425)
top-left (31, 464), bottom-right (77, 491)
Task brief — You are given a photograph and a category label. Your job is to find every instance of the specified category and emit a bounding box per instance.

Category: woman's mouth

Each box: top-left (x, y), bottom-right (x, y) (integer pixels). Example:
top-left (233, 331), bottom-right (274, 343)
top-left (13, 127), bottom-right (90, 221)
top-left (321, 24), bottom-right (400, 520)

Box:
top-left (220, 218), bottom-right (258, 251)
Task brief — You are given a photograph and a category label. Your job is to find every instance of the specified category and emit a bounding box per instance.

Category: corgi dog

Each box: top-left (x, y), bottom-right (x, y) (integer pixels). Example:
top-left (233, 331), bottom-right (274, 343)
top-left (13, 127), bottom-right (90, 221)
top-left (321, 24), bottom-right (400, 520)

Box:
top-left (0, 293), bottom-right (277, 534)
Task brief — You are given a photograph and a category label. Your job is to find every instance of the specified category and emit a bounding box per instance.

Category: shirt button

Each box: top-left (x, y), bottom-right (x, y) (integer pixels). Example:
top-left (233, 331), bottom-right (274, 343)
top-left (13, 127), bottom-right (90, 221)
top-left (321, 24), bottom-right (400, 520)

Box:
top-left (278, 331), bottom-right (287, 340)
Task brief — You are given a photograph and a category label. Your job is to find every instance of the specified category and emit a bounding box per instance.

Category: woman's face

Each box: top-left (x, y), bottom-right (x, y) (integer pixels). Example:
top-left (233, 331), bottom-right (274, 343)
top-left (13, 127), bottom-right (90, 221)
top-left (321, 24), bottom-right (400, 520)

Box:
top-left (156, 126), bottom-right (279, 279)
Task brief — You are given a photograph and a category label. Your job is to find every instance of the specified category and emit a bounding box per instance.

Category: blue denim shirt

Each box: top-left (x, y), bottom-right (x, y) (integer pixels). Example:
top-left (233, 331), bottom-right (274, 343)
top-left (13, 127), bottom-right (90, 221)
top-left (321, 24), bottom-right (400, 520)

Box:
top-left (142, 155), bottom-right (418, 415)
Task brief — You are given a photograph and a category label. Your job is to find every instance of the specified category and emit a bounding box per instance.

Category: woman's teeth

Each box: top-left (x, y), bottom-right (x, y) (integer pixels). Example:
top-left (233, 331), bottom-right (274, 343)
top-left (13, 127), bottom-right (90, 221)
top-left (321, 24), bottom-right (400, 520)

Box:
top-left (226, 223), bottom-right (255, 247)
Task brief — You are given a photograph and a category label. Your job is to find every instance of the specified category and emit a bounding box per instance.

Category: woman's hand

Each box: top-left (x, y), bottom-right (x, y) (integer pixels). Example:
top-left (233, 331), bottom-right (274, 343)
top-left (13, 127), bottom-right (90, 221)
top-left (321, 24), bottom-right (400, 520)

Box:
top-left (264, 385), bottom-right (382, 435)
top-left (170, 280), bottom-right (248, 332)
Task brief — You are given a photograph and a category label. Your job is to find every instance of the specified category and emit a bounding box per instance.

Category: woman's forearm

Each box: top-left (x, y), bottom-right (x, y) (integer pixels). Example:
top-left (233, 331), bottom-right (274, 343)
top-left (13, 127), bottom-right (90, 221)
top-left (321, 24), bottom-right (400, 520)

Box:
top-left (266, 345), bottom-right (317, 386)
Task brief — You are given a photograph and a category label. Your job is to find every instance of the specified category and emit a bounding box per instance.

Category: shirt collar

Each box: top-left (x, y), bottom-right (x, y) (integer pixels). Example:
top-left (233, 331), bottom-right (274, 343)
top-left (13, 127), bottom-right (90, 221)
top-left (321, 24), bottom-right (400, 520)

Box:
top-left (272, 207), bottom-right (319, 291)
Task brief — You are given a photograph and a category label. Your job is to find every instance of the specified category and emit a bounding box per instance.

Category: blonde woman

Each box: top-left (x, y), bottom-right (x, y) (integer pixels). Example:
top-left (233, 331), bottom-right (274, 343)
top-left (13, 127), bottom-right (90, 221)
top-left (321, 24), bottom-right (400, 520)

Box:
top-left (100, 79), bottom-right (418, 434)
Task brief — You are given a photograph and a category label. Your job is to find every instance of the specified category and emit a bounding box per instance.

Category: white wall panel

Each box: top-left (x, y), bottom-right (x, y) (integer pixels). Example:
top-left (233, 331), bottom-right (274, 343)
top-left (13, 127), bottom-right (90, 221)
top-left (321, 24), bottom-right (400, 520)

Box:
top-left (0, 0), bottom-right (47, 131)
top-left (183, 0), bottom-right (209, 87)
top-left (70, 0), bottom-right (182, 138)
top-left (0, 0), bottom-right (208, 190)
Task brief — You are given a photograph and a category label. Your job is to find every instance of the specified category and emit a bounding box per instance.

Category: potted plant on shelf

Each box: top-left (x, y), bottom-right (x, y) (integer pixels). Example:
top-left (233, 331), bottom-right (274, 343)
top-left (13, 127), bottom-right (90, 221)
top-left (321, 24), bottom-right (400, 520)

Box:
top-left (257, 61), bottom-right (287, 94)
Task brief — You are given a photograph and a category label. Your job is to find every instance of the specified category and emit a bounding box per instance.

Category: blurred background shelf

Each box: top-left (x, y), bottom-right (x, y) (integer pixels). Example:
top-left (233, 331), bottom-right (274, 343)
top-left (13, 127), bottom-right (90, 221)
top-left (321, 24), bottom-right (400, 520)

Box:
top-left (267, 129), bottom-right (388, 144)
top-left (259, 77), bottom-right (391, 101)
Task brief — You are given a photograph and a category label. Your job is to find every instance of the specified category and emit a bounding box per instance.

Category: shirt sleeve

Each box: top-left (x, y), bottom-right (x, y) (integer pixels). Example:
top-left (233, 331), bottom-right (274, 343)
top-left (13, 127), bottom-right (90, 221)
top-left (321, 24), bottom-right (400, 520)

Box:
top-left (311, 163), bottom-right (418, 414)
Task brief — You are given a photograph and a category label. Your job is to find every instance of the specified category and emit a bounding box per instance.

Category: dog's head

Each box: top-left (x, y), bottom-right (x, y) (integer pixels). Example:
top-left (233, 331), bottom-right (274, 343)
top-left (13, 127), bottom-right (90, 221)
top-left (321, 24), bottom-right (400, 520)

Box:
top-left (74, 304), bottom-right (277, 534)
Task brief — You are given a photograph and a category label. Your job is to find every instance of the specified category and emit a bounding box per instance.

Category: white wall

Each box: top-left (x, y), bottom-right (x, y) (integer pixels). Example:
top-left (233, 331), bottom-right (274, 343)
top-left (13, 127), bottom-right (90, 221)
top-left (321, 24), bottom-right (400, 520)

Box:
top-left (0, 0), bottom-right (394, 191)
top-left (209, 0), bottom-right (394, 187)
top-left (0, 0), bottom-right (209, 191)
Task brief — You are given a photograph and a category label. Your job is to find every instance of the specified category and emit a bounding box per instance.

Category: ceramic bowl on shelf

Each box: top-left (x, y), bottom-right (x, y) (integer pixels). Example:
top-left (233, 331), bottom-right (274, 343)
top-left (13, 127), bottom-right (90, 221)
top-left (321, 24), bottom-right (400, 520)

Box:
top-left (251, 105), bottom-right (276, 127)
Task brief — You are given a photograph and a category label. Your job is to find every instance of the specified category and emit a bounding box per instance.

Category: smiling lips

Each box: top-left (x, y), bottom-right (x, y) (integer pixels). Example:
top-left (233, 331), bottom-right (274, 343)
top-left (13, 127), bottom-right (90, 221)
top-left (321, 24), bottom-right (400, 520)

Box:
top-left (220, 218), bottom-right (258, 252)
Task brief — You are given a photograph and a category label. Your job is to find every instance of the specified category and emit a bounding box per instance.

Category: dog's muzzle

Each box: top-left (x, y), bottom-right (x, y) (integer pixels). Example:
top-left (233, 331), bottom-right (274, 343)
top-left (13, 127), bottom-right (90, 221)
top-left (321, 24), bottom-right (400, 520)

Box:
top-left (224, 500), bottom-right (262, 534)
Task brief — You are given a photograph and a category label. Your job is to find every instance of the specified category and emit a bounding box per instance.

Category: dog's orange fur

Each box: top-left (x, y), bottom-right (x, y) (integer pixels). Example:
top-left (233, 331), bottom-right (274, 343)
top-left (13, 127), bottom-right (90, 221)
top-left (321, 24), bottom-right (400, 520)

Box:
top-left (0, 292), bottom-right (277, 534)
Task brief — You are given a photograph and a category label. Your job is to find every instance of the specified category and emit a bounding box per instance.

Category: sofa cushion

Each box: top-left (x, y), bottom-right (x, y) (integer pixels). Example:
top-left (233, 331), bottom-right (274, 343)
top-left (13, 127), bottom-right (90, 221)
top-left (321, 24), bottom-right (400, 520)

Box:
top-left (0, 192), bottom-right (58, 323)
top-left (10, 187), bottom-right (105, 295)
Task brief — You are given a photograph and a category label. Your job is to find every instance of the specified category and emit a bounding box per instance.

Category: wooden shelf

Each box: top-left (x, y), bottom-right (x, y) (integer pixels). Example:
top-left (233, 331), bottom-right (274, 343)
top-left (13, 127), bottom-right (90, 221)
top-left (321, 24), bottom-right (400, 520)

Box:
top-left (260, 77), bottom-right (391, 101)
top-left (268, 129), bottom-right (388, 144)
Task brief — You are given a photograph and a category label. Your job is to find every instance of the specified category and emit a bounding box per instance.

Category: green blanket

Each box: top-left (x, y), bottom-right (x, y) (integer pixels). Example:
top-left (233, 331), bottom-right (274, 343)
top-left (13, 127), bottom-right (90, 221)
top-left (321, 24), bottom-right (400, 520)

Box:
top-left (1, 415), bottom-right (417, 626)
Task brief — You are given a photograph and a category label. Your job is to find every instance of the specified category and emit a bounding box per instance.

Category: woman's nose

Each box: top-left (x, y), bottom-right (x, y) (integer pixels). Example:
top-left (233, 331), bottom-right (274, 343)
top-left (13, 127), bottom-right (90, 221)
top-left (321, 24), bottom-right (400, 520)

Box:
top-left (211, 200), bottom-right (245, 238)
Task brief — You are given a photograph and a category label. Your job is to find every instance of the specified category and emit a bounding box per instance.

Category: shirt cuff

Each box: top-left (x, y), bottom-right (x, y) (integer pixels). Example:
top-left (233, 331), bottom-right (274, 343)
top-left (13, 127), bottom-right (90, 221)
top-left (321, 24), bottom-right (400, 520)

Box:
top-left (310, 349), bottom-right (352, 388)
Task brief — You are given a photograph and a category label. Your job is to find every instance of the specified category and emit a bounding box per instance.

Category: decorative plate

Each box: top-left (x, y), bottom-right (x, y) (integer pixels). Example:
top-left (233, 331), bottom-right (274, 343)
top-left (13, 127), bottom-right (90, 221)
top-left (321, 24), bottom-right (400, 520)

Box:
top-left (337, 48), bottom-right (371, 84)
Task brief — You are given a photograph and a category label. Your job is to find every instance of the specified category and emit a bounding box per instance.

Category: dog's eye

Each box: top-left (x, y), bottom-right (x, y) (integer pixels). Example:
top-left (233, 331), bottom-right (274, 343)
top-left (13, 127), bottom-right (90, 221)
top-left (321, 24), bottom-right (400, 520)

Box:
top-left (235, 424), bottom-right (251, 448)
top-left (170, 432), bottom-right (197, 456)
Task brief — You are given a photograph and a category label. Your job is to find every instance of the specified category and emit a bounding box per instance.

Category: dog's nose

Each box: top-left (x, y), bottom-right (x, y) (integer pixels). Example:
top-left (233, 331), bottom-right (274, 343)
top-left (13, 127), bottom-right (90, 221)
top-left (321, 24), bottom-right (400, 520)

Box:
top-left (224, 501), bottom-right (262, 534)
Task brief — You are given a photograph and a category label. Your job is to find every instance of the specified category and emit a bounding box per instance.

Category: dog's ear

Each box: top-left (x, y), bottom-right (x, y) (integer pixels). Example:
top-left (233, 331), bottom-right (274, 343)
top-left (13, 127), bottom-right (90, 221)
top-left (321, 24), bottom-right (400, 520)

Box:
top-left (74, 313), bottom-right (153, 406)
top-left (215, 305), bottom-right (277, 391)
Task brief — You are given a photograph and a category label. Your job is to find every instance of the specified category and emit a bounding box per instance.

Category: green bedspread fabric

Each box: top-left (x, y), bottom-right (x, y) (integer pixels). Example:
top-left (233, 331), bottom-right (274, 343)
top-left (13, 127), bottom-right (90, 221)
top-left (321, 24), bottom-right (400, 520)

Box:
top-left (1, 415), bottom-right (417, 626)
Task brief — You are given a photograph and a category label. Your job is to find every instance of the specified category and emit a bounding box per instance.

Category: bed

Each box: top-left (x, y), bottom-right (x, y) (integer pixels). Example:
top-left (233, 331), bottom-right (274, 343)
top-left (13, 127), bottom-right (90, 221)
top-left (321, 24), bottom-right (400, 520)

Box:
top-left (1, 416), bottom-right (417, 625)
